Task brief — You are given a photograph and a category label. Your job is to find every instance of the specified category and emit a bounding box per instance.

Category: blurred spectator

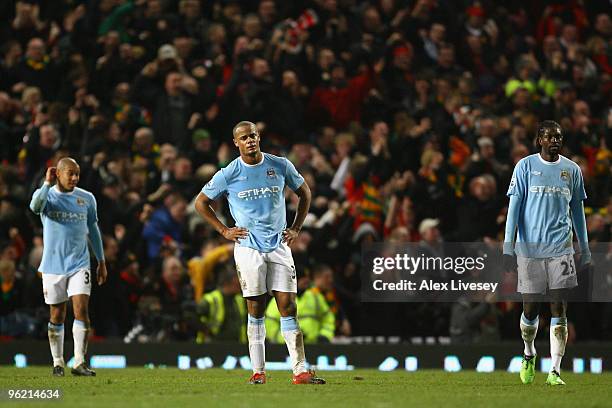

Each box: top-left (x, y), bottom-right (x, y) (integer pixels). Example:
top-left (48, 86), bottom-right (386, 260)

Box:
top-left (195, 272), bottom-right (246, 343)
top-left (267, 264), bottom-right (336, 344)
top-left (449, 293), bottom-right (498, 344)
top-left (142, 193), bottom-right (187, 261)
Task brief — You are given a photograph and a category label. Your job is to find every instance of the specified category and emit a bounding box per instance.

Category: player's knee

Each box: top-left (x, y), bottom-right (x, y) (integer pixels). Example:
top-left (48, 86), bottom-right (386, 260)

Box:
top-left (550, 302), bottom-right (566, 317)
top-left (49, 307), bottom-right (66, 323)
top-left (278, 300), bottom-right (297, 317)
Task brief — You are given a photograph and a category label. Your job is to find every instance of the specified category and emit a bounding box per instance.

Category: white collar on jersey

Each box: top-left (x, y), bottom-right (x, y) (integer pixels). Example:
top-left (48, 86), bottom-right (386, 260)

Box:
top-left (538, 153), bottom-right (561, 166)
top-left (54, 185), bottom-right (75, 195)
top-left (240, 154), bottom-right (264, 167)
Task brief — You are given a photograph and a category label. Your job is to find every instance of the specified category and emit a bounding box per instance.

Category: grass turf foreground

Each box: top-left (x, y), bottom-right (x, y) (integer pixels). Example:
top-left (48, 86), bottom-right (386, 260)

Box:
top-left (0, 368), bottom-right (610, 408)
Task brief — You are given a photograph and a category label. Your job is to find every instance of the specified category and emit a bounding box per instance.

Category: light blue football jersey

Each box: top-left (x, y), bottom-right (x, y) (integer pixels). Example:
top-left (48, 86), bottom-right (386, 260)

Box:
top-left (30, 184), bottom-right (101, 275)
top-left (507, 154), bottom-right (586, 258)
top-left (202, 153), bottom-right (305, 252)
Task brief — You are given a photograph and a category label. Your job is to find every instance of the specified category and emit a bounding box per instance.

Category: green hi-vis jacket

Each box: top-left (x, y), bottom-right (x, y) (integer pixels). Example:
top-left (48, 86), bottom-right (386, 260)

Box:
top-left (196, 290), bottom-right (247, 343)
top-left (265, 288), bottom-right (335, 344)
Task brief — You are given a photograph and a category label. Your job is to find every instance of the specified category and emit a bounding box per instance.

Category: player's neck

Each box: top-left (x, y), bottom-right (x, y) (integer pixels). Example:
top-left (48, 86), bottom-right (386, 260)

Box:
top-left (539, 151), bottom-right (559, 163)
top-left (55, 184), bottom-right (75, 193)
top-left (241, 152), bottom-right (263, 166)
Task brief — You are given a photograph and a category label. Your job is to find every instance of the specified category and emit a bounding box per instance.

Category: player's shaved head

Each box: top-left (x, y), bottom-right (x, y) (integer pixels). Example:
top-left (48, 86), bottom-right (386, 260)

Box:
top-left (57, 157), bottom-right (79, 171)
top-left (233, 121), bottom-right (256, 138)
top-left (232, 120), bottom-right (262, 164)
top-left (55, 157), bottom-right (80, 192)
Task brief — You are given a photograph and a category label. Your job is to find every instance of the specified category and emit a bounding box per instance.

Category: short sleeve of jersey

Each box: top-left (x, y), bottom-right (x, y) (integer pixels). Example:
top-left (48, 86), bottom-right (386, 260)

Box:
top-left (201, 169), bottom-right (228, 200)
top-left (507, 160), bottom-right (526, 197)
top-left (572, 165), bottom-right (587, 202)
top-left (284, 158), bottom-right (305, 191)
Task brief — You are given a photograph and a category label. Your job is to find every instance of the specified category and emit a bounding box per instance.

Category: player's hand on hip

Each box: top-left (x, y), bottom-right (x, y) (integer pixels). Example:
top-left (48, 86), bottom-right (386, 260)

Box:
top-left (502, 254), bottom-right (517, 273)
top-left (45, 167), bottom-right (57, 184)
top-left (97, 261), bottom-right (108, 285)
top-left (282, 228), bottom-right (299, 246)
top-left (222, 227), bottom-right (249, 242)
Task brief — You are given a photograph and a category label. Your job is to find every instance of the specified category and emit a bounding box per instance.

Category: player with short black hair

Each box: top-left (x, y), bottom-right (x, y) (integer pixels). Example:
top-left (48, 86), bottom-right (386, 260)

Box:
top-left (503, 120), bottom-right (590, 386)
top-left (30, 157), bottom-right (107, 377)
top-left (195, 121), bottom-right (325, 385)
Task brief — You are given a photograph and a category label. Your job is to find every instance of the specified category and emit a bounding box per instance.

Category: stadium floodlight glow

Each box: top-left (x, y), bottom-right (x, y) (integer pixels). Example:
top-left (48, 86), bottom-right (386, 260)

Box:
top-left (573, 358), bottom-right (585, 374)
top-left (378, 357), bottom-right (399, 371)
top-left (444, 355), bottom-right (462, 372)
top-left (90, 355), bottom-right (127, 369)
top-left (221, 355), bottom-right (238, 370)
top-left (476, 356), bottom-right (495, 373)
top-left (195, 357), bottom-right (213, 370)
top-left (239, 356), bottom-right (252, 370)
top-left (178, 355), bottom-right (191, 370)
top-left (540, 357), bottom-right (552, 373)
top-left (312, 355), bottom-right (355, 371)
top-left (332, 355), bottom-right (354, 370)
top-left (507, 356), bottom-right (522, 373)
top-left (265, 357), bottom-right (292, 371)
top-left (14, 354), bottom-right (27, 368)
top-left (405, 356), bottom-right (418, 372)
top-left (590, 358), bottom-right (603, 374)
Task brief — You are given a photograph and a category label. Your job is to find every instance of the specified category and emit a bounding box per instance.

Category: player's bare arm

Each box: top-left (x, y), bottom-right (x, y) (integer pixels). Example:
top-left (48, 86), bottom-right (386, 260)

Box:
top-left (283, 182), bottom-right (311, 246)
top-left (97, 261), bottom-right (107, 285)
top-left (195, 192), bottom-right (248, 242)
top-left (45, 167), bottom-right (57, 184)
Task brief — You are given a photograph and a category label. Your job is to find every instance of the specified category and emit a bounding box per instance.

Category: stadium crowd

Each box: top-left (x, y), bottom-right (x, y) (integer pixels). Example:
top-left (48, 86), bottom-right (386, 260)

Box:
top-left (0, 0), bottom-right (611, 344)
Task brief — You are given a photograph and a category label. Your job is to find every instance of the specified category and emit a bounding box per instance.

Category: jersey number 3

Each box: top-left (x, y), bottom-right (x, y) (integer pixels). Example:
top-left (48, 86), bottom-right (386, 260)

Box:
top-left (84, 271), bottom-right (90, 285)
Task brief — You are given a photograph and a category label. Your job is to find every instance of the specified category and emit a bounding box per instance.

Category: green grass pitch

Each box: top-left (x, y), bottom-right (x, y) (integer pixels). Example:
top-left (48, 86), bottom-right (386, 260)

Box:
top-left (0, 368), bottom-right (610, 408)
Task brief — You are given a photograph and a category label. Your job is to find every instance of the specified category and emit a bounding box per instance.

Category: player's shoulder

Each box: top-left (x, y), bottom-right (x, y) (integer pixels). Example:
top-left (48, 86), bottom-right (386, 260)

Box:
top-left (73, 187), bottom-right (96, 202)
top-left (263, 152), bottom-right (288, 166)
top-left (220, 157), bottom-right (242, 179)
top-left (559, 155), bottom-right (582, 172)
top-left (515, 154), bottom-right (538, 170)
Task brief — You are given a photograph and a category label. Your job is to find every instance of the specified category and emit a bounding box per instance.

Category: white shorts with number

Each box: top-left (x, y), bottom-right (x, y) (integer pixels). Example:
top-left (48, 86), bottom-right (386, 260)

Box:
top-left (42, 269), bottom-right (92, 305)
top-left (517, 254), bottom-right (578, 294)
top-left (234, 242), bottom-right (297, 297)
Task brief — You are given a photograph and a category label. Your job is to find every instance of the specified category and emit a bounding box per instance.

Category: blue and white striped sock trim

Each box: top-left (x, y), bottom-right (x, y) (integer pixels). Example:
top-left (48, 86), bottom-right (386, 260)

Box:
top-left (248, 315), bottom-right (265, 325)
top-left (521, 313), bottom-right (539, 326)
top-left (280, 316), bottom-right (298, 332)
top-left (48, 322), bottom-right (64, 330)
top-left (73, 320), bottom-right (87, 328)
top-left (550, 317), bottom-right (567, 326)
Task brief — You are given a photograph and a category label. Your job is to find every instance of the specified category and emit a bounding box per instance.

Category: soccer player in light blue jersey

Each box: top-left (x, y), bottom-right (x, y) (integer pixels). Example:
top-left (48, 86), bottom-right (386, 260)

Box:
top-left (195, 121), bottom-right (325, 385)
top-left (29, 157), bottom-right (107, 377)
top-left (503, 121), bottom-right (590, 386)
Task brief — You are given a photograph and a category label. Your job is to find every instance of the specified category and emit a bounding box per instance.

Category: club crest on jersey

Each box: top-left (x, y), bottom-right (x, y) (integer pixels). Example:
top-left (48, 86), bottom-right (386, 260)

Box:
top-left (76, 198), bottom-right (85, 206)
top-left (267, 168), bottom-right (276, 178)
top-left (560, 170), bottom-right (569, 181)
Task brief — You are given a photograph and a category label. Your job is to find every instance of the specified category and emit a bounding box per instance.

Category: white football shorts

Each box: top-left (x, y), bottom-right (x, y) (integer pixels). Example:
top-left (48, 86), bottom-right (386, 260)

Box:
top-left (234, 242), bottom-right (297, 297)
top-left (517, 254), bottom-right (578, 294)
top-left (42, 268), bottom-right (92, 305)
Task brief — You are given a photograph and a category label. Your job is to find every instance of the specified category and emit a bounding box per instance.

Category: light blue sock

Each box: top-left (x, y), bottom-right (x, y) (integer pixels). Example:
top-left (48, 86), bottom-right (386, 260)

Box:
top-left (280, 316), bottom-right (299, 332)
